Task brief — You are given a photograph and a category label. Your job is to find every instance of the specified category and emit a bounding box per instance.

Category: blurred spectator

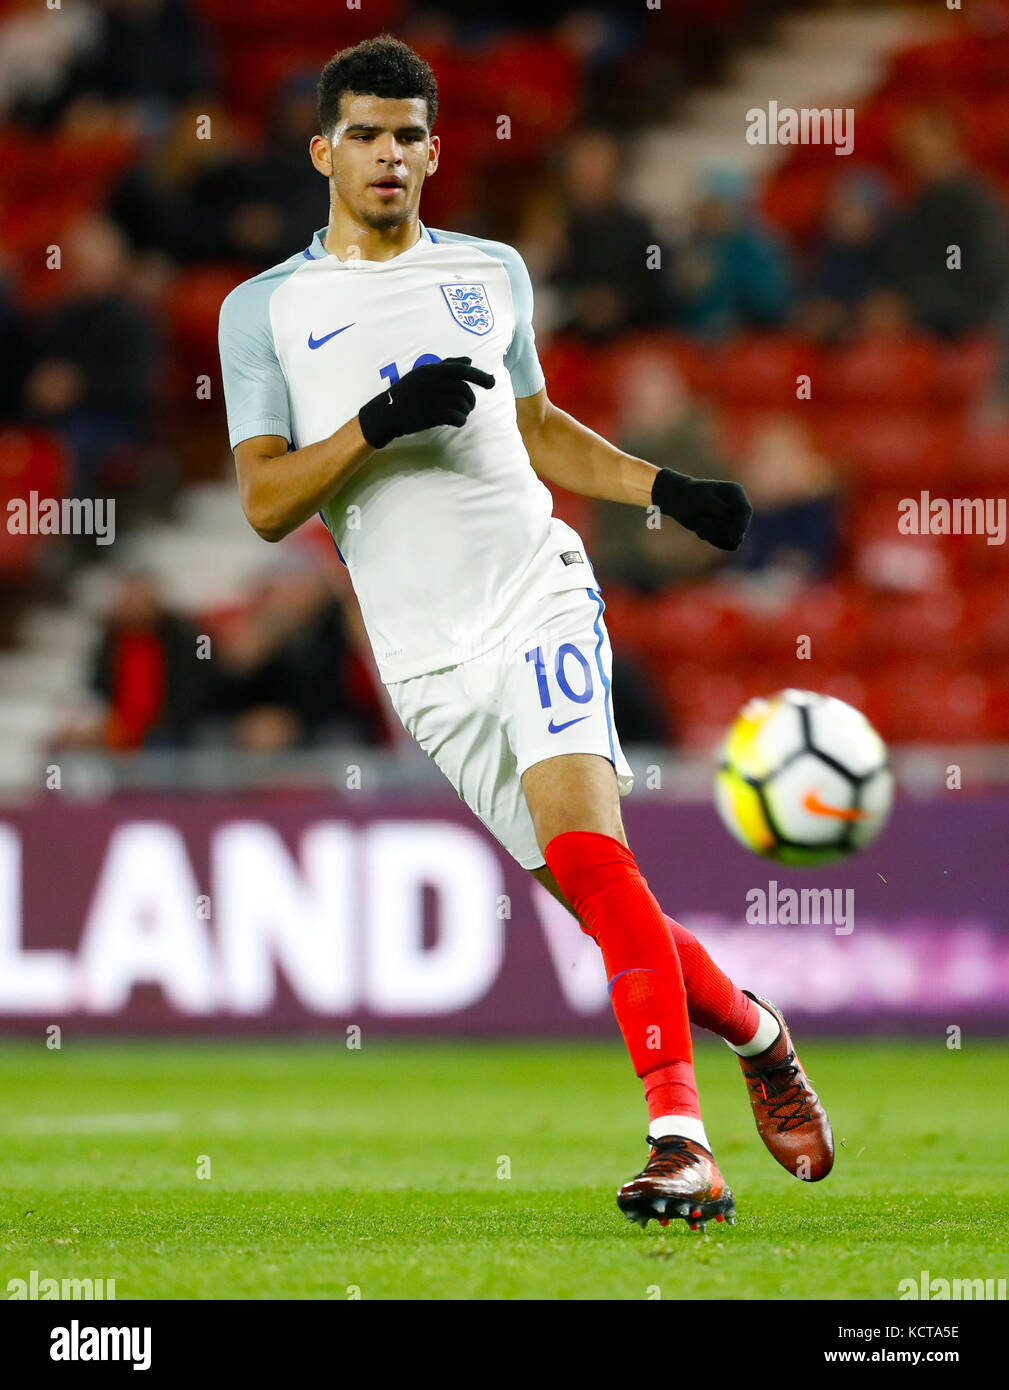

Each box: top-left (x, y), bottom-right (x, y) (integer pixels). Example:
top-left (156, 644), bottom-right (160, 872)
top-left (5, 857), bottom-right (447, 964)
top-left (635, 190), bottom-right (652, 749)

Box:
top-left (732, 415), bottom-right (840, 581)
top-left (877, 109), bottom-right (1009, 339)
top-left (214, 557), bottom-right (391, 750)
top-left (110, 77), bottom-right (325, 271)
top-left (610, 652), bottom-right (671, 745)
top-left (211, 71), bottom-right (329, 267)
top-left (0, 264), bottom-right (27, 419)
top-left (799, 169), bottom-right (893, 343)
top-left (547, 128), bottom-right (669, 342)
top-left (108, 101), bottom-right (239, 265)
top-left (667, 169), bottom-right (793, 337)
top-left (590, 349), bottom-right (732, 592)
top-left (76, 0), bottom-right (215, 134)
top-left (21, 217), bottom-right (160, 496)
top-left (0, 0), bottom-right (100, 129)
top-left (62, 569), bottom-right (213, 751)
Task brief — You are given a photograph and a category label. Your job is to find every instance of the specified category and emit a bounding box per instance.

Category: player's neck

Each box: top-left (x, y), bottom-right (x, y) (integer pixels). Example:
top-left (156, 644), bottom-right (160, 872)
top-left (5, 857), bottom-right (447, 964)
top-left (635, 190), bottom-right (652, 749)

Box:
top-left (322, 210), bottom-right (423, 263)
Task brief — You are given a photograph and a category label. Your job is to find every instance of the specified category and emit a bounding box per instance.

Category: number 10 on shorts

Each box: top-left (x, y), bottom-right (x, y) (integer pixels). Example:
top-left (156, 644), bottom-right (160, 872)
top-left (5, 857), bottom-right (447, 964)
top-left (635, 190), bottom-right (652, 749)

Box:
top-left (525, 642), bottom-right (595, 708)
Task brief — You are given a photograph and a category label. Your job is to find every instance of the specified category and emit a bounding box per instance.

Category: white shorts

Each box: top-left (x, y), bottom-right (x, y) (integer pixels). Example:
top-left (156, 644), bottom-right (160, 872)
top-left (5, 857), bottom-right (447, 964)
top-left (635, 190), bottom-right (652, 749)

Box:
top-left (385, 585), bottom-right (635, 870)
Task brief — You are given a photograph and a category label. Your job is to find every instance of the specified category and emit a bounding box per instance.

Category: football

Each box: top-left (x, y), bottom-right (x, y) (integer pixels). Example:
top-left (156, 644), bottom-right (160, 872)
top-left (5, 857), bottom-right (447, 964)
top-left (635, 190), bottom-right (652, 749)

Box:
top-left (714, 688), bottom-right (894, 866)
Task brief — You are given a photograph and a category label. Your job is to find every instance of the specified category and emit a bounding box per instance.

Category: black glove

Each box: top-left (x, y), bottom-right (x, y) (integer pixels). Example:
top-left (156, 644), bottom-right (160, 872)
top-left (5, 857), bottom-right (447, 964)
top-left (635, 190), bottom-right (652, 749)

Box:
top-left (358, 356), bottom-right (495, 449)
top-left (651, 468), bottom-right (752, 551)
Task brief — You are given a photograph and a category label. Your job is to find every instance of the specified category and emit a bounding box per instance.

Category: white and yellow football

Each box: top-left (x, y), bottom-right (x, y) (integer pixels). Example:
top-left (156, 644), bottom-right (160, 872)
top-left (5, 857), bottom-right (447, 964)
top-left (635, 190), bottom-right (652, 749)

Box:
top-left (714, 688), bottom-right (894, 866)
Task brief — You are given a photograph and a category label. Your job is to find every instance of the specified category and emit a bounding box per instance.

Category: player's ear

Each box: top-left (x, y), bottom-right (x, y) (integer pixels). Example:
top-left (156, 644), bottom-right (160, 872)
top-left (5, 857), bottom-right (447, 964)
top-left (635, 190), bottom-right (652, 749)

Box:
top-left (309, 133), bottom-right (334, 178)
top-left (426, 133), bottom-right (440, 178)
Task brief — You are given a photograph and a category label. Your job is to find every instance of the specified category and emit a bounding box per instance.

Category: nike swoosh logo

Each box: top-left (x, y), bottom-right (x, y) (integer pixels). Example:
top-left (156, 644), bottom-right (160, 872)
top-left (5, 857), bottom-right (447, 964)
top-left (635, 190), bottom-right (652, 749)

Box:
top-left (308, 325), bottom-right (355, 349)
top-left (801, 790), bottom-right (868, 822)
top-left (547, 715), bottom-right (590, 734)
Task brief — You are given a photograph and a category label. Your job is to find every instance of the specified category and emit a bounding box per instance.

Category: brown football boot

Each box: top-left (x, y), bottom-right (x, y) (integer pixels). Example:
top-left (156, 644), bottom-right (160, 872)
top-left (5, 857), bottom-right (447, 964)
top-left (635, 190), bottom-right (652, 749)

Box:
top-left (738, 992), bottom-right (834, 1181)
top-left (617, 1135), bottom-right (735, 1231)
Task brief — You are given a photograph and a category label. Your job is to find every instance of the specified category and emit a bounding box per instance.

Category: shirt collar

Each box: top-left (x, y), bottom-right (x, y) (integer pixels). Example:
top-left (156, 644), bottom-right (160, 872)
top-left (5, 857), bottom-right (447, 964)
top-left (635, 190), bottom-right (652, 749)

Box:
top-left (303, 220), bottom-right (435, 261)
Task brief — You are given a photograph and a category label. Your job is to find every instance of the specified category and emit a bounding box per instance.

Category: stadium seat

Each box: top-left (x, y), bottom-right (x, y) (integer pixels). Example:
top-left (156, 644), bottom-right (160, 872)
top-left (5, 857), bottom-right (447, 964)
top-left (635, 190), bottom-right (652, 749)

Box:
top-left (706, 335), bottom-right (818, 409)
top-left (760, 166), bottom-right (834, 244)
top-left (932, 336), bottom-right (998, 409)
top-left (820, 411), bottom-right (955, 487)
top-left (194, 0), bottom-right (405, 38)
top-left (602, 331), bottom-right (718, 399)
top-left (862, 590), bottom-right (973, 661)
top-left (817, 338), bottom-right (942, 410)
top-left (164, 265), bottom-right (248, 355)
top-left (663, 662), bottom-right (750, 750)
top-left (880, 35), bottom-right (1005, 99)
top-left (649, 587), bottom-right (748, 664)
top-left (464, 35), bottom-right (582, 160)
top-left (843, 489), bottom-right (954, 590)
top-left (765, 583), bottom-right (871, 665)
top-left (0, 428), bottom-right (69, 577)
top-left (865, 663), bottom-right (1009, 742)
top-left (959, 424), bottom-right (1009, 486)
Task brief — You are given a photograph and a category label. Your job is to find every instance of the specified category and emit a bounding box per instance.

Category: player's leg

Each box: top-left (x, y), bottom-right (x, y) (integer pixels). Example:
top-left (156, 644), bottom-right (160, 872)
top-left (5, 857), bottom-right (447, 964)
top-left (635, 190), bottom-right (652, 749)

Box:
top-left (520, 749), bottom-right (734, 1228)
top-left (531, 858), bottom-right (833, 1181)
top-left (508, 587), bottom-right (831, 1206)
top-left (532, 858), bottom-right (764, 1045)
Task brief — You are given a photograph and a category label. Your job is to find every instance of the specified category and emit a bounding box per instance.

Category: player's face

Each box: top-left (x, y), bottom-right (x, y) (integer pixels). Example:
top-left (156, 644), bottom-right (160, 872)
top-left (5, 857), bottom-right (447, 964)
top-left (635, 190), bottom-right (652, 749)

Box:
top-left (320, 93), bottom-right (438, 230)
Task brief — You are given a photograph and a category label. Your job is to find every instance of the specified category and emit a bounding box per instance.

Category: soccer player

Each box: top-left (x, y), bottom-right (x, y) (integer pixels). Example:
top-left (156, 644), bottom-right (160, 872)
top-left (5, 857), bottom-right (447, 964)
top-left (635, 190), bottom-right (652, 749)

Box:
top-left (218, 35), bottom-right (834, 1230)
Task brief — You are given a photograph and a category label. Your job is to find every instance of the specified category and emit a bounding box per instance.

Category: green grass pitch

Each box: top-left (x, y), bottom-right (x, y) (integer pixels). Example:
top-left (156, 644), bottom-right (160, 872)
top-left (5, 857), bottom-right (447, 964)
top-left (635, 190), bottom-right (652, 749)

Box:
top-left (1, 1038), bottom-right (1005, 1300)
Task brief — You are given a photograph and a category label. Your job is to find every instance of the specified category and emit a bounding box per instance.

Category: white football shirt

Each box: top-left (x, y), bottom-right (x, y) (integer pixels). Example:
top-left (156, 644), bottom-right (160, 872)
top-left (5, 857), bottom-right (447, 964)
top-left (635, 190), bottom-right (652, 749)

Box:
top-left (218, 221), bottom-right (598, 683)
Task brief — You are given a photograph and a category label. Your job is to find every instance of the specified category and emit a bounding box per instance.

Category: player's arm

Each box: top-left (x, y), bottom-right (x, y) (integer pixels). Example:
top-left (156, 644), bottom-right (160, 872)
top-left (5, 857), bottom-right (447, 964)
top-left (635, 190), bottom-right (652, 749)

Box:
top-left (516, 387), bottom-right (752, 552)
top-left (220, 279), bottom-right (493, 544)
top-left (502, 242), bottom-right (750, 551)
top-left (516, 387), bottom-right (657, 506)
top-left (235, 356), bottom-right (494, 541)
top-left (234, 422), bottom-right (375, 543)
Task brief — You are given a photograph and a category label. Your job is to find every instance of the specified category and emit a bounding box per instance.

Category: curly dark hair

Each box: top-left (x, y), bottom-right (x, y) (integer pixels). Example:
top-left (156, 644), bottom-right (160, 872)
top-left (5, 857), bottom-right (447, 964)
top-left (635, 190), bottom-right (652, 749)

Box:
top-left (317, 34), bottom-right (439, 135)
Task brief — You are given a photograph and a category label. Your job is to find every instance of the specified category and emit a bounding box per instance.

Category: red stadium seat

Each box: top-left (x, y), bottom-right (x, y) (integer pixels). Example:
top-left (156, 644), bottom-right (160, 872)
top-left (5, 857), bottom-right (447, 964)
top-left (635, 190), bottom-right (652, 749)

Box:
top-left (648, 586), bottom-right (749, 665)
top-left (194, 0), bottom-right (405, 38)
top-left (842, 101), bottom-right (907, 169)
top-left (862, 590), bottom-right (974, 661)
top-left (760, 166), bottom-right (834, 244)
top-left (464, 35), bottom-right (582, 160)
top-left (843, 489), bottom-right (955, 590)
top-left (864, 663), bottom-right (1009, 743)
top-left (0, 428), bottom-right (70, 577)
top-left (220, 40), bottom-right (332, 123)
top-left (663, 662), bottom-right (751, 751)
top-left (164, 265), bottom-right (249, 356)
top-left (602, 331), bottom-right (718, 399)
top-left (881, 35), bottom-right (1009, 99)
top-left (931, 336), bottom-right (999, 409)
top-left (817, 338), bottom-right (942, 409)
top-left (820, 411), bottom-right (955, 487)
top-left (0, 126), bottom-right (137, 203)
top-left (959, 424), bottom-right (1009, 486)
top-left (765, 583), bottom-right (871, 666)
top-left (970, 583), bottom-right (1009, 660)
top-left (707, 335), bottom-right (819, 409)
top-left (537, 334), bottom-right (617, 434)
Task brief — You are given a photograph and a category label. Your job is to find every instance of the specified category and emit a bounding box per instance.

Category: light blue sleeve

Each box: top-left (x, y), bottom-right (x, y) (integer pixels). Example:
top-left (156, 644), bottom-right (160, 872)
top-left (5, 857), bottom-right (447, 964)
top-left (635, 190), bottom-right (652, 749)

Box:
top-left (495, 242), bottom-right (546, 399)
top-left (218, 275), bottom-right (293, 450)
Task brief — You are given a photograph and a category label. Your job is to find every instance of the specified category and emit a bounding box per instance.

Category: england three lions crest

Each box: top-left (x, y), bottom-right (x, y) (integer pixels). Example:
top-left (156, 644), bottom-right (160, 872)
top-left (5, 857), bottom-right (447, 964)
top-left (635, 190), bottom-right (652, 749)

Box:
top-left (440, 282), bottom-right (494, 335)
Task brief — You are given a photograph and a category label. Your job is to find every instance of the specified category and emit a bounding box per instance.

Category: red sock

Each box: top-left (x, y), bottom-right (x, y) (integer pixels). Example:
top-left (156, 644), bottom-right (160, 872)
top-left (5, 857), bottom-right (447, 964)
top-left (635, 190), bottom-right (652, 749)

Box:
top-left (544, 831), bottom-right (700, 1121)
top-left (662, 914), bottom-right (759, 1046)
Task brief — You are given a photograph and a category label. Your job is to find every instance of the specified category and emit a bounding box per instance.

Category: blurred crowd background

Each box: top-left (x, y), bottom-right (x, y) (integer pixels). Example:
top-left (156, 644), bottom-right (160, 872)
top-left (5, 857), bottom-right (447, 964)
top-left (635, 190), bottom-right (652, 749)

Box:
top-left (2, 0), bottom-right (1009, 776)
